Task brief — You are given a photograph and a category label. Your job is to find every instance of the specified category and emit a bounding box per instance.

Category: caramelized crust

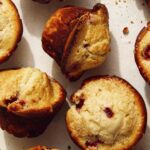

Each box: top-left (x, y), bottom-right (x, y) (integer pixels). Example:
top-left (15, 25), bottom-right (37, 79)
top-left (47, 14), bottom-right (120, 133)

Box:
top-left (42, 4), bottom-right (110, 81)
top-left (42, 6), bottom-right (88, 64)
top-left (135, 23), bottom-right (150, 83)
top-left (0, 0), bottom-right (23, 63)
top-left (0, 67), bottom-right (66, 137)
top-left (0, 109), bottom-right (51, 137)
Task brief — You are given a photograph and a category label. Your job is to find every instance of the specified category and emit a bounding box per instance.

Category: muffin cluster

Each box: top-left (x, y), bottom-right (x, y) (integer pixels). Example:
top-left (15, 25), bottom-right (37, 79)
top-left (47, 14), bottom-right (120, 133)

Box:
top-left (0, 67), bottom-right (66, 137)
top-left (0, 0), bottom-right (148, 150)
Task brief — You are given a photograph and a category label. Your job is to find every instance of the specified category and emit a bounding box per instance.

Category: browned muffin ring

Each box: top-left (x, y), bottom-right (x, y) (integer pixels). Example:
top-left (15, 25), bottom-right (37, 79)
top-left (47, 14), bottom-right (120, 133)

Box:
top-left (135, 23), bottom-right (150, 83)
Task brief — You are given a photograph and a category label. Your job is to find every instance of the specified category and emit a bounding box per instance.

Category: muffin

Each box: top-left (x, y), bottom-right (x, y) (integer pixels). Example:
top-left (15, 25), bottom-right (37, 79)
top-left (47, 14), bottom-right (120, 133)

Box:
top-left (66, 76), bottom-right (147, 150)
top-left (0, 67), bottom-right (66, 137)
top-left (42, 4), bottom-right (110, 81)
top-left (28, 146), bottom-right (58, 150)
top-left (135, 23), bottom-right (150, 83)
top-left (0, 0), bottom-right (23, 63)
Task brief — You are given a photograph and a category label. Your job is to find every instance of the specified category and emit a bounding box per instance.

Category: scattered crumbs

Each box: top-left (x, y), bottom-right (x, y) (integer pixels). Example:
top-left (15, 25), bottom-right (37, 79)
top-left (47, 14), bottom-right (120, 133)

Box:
top-left (123, 27), bottom-right (129, 35)
top-left (130, 21), bottom-right (134, 24)
top-left (68, 145), bottom-right (71, 150)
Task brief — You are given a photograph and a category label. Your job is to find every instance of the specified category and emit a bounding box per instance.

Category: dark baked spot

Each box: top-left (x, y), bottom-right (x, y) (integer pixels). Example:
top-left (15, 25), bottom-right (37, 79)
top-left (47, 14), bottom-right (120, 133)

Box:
top-left (142, 45), bottom-right (150, 60)
top-left (76, 98), bottom-right (84, 109)
top-left (19, 100), bottom-right (26, 106)
top-left (85, 139), bottom-right (102, 147)
top-left (104, 107), bottom-right (114, 118)
top-left (83, 43), bottom-right (90, 48)
top-left (4, 97), bottom-right (17, 106)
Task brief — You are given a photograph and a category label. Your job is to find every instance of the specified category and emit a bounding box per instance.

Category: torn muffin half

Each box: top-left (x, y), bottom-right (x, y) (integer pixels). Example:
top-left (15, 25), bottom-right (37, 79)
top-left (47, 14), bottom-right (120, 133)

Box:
top-left (0, 67), bottom-right (66, 137)
top-left (42, 4), bottom-right (110, 81)
top-left (66, 76), bottom-right (147, 150)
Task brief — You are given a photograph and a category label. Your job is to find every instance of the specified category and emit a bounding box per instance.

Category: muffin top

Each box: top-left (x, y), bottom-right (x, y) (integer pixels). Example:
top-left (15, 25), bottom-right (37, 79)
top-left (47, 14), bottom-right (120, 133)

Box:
top-left (66, 76), bottom-right (147, 150)
top-left (0, 0), bottom-right (22, 62)
top-left (0, 67), bottom-right (66, 117)
top-left (135, 23), bottom-right (150, 83)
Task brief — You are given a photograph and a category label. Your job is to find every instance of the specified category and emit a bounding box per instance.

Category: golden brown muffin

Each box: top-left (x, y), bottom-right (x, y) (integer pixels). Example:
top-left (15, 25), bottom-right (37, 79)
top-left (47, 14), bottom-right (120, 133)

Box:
top-left (28, 146), bottom-right (58, 150)
top-left (0, 0), bottom-right (23, 63)
top-left (66, 76), bottom-right (147, 150)
top-left (0, 67), bottom-right (66, 137)
top-left (42, 4), bottom-right (110, 81)
top-left (135, 23), bottom-right (150, 84)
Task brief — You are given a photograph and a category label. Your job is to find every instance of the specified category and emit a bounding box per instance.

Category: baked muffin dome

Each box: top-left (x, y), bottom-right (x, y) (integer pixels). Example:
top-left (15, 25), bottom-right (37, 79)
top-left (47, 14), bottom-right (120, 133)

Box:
top-left (135, 23), bottom-right (150, 83)
top-left (66, 76), bottom-right (147, 150)
top-left (28, 146), bottom-right (58, 150)
top-left (0, 0), bottom-right (22, 63)
top-left (42, 4), bottom-right (110, 81)
top-left (0, 67), bottom-right (66, 137)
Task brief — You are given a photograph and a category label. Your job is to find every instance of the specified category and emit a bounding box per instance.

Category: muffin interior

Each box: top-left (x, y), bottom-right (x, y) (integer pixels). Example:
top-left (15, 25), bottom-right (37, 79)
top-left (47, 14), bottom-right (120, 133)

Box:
top-left (0, 68), bottom-right (65, 117)
top-left (63, 6), bottom-right (110, 79)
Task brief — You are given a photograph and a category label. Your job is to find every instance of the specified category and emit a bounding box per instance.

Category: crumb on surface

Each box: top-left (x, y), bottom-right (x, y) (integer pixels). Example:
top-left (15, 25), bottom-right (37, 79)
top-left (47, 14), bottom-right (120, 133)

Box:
top-left (123, 27), bottom-right (129, 35)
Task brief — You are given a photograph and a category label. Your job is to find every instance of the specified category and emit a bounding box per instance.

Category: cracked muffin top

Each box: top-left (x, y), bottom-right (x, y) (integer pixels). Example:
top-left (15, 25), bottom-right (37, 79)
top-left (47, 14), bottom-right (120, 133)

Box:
top-left (0, 0), bottom-right (22, 63)
top-left (66, 76), bottom-right (147, 150)
top-left (42, 4), bottom-right (110, 81)
top-left (0, 67), bottom-right (66, 118)
top-left (135, 23), bottom-right (150, 84)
